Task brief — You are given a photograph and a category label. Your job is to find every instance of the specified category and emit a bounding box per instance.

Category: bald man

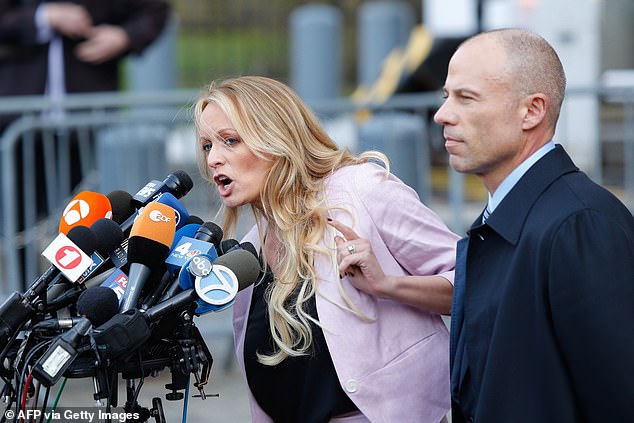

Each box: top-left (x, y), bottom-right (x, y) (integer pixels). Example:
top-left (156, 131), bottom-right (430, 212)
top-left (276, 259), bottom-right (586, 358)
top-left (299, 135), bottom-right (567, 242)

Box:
top-left (435, 28), bottom-right (634, 423)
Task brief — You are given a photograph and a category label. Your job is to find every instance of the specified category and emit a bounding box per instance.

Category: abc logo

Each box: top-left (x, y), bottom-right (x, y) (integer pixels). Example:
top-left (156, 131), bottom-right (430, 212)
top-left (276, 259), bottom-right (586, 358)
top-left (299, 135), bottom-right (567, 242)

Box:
top-left (62, 200), bottom-right (90, 226)
top-left (149, 209), bottom-right (172, 223)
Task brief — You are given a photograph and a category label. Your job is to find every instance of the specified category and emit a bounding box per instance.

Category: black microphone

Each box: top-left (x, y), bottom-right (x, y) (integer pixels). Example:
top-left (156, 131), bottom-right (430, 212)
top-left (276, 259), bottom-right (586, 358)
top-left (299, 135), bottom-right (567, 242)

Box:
top-left (218, 239), bottom-right (239, 255)
top-left (119, 202), bottom-right (176, 312)
top-left (106, 190), bottom-right (136, 225)
top-left (240, 242), bottom-right (258, 258)
top-left (117, 171), bottom-right (194, 234)
top-left (222, 240), bottom-right (258, 257)
top-left (186, 215), bottom-right (204, 225)
top-left (196, 221), bottom-right (224, 247)
top-left (76, 218), bottom-right (125, 284)
top-left (31, 287), bottom-right (119, 387)
top-left (35, 286), bottom-right (120, 331)
top-left (131, 170), bottom-right (193, 208)
top-left (31, 287), bottom-right (119, 386)
top-left (76, 286), bottom-right (120, 327)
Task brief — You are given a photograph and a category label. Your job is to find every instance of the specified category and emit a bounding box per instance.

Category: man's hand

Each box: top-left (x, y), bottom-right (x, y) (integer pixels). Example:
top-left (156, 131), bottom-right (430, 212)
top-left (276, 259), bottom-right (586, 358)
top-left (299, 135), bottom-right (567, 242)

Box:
top-left (45, 3), bottom-right (92, 39)
top-left (75, 25), bottom-right (130, 64)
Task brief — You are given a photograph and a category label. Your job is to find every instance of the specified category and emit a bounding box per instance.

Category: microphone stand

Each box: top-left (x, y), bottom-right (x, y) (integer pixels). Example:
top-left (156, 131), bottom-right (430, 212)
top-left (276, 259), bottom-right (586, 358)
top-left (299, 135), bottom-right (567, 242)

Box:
top-left (170, 310), bottom-right (214, 401)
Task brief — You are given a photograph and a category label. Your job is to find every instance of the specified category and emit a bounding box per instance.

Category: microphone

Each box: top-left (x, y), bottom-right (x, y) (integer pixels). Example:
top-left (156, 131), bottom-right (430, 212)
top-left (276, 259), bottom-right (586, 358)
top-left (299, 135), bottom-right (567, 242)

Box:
top-left (218, 239), bottom-right (239, 255)
top-left (165, 222), bottom-right (223, 273)
top-left (106, 190), bottom-right (135, 225)
top-left (76, 218), bottom-right (125, 284)
top-left (159, 221), bottom-right (224, 303)
top-left (140, 224), bottom-right (201, 309)
top-left (118, 170), bottom-right (194, 233)
top-left (239, 241), bottom-right (258, 258)
top-left (36, 286), bottom-right (120, 330)
top-left (131, 170), bottom-right (193, 208)
top-left (143, 221), bottom-right (224, 309)
top-left (191, 243), bottom-right (259, 315)
top-left (31, 286), bottom-right (119, 386)
top-left (195, 221), bottom-right (224, 246)
top-left (155, 192), bottom-right (190, 230)
top-left (0, 227), bottom-right (97, 353)
top-left (186, 215), bottom-right (204, 225)
top-left (147, 248), bottom-right (261, 320)
top-left (46, 218), bottom-right (124, 307)
top-left (119, 202), bottom-right (176, 312)
top-left (28, 225), bottom-right (98, 300)
top-left (92, 249), bottom-right (260, 359)
top-left (77, 286), bottom-right (121, 327)
top-left (165, 223), bottom-right (203, 272)
top-left (59, 191), bottom-right (113, 235)
top-left (31, 318), bottom-right (92, 387)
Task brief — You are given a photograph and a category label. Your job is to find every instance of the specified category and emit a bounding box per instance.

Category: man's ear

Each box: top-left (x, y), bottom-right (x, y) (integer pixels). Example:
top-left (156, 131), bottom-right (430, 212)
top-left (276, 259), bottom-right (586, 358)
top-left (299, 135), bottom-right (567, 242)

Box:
top-left (522, 93), bottom-right (547, 130)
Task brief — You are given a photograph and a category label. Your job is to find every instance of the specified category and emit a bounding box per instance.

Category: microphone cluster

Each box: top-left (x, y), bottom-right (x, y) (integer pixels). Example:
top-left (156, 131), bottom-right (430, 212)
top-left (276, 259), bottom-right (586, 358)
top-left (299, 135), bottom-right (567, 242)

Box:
top-left (0, 170), bottom-right (261, 422)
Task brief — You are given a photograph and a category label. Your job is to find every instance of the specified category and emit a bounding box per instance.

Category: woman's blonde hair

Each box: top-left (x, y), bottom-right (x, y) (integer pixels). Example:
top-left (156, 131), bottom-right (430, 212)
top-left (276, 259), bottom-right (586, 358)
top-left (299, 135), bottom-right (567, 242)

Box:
top-left (193, 76), bottom-right (388, 365)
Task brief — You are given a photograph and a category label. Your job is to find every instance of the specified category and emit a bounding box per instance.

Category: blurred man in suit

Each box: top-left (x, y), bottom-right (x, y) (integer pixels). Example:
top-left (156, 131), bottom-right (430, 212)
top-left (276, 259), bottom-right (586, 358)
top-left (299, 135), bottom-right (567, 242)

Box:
top-left (0, 0), bottom-right (169, 103)
top-left (0, 0), bottom-right (169, 286)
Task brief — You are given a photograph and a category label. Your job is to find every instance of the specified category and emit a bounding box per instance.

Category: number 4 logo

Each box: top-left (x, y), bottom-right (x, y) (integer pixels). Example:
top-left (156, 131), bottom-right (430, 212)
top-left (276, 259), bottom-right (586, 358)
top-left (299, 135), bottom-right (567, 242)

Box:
top-left (174, 242), bottom-right (193, 255)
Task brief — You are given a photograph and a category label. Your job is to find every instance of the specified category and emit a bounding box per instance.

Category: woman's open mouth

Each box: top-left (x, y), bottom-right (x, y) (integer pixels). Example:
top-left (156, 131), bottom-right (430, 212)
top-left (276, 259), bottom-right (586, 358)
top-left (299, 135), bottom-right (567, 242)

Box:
top-left (215, 174), bottom-right (234, 196)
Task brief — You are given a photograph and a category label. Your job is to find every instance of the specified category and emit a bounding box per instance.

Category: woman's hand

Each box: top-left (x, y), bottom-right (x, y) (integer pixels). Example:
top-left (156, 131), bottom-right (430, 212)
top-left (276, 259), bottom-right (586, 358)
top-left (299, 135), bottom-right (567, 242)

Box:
top-left (328, 219), bottom-right (392, 298)
top-left (327, 218), bottom-right (453, 314)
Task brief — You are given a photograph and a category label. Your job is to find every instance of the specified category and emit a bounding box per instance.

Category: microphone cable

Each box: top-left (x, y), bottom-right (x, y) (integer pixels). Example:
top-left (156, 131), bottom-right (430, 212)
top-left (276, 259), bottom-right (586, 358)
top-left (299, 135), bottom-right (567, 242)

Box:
top-left (14, 338), bottom-right (52, 421)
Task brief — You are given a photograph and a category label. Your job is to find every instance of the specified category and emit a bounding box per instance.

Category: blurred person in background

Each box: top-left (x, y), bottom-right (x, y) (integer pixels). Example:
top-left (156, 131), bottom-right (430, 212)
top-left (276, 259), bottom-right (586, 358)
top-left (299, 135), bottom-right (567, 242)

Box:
top-left (194, 75), bottom-right (459, 422)
top-left (0, 0), bottom-right (170, 180)
top-left (0, 0), bottom-right (169, 287)
top-left (434, 28), bottom-right (634, 422)
top-left (0, 0), bottom-right (169, 110)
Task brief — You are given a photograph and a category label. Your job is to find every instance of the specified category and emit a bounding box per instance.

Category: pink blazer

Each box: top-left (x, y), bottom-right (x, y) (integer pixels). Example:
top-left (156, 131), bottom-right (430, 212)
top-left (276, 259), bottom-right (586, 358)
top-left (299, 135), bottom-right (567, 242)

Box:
top-left (233, 163), bottom-right (460, 422)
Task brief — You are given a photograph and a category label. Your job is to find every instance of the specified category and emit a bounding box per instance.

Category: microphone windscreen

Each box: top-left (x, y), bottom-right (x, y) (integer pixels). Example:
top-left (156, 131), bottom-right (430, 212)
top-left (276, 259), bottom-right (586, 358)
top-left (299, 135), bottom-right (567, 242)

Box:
top-left (66, 225), bottom-right (97, 256)
top-left (90, 218), bottom-right (125, 255)
top-left (219, 239), bottom-right (239, 255)
top-left (129, 202), bottom-right (176, 249)
top-left (165, 170), bottom-right (194, 198)
top-left (240, 242), bottom-right (258, 259)
top-left (186, 215), bottom-right (204, 225)
top-left (77, 286), bottom-right (119, 327)
top-left (197, 221), bottom-right (224, 245)
top-left (128, 202), bottom-right (176, 269)
top-left (106, 190), bottom-right (135, 224)
top-left (213, 249), bottom-right (261, 291)
top-left (59, 192), bottom-right (112, 235)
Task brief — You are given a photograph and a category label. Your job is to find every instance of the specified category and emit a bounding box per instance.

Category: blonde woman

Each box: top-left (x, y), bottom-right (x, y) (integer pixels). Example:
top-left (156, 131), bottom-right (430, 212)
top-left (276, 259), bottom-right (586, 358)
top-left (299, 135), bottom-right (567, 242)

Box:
top-left (194, 76), bottom-right (459, 423)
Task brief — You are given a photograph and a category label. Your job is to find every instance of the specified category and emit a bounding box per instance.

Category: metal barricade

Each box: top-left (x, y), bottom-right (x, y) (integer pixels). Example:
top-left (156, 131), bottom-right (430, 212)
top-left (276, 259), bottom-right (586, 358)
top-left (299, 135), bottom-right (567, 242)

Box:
top-left (0, 91), bottom-right (199, 293)
top-left (2, 87), bottom-right (634, 296)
